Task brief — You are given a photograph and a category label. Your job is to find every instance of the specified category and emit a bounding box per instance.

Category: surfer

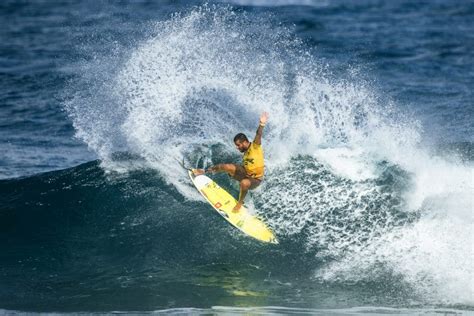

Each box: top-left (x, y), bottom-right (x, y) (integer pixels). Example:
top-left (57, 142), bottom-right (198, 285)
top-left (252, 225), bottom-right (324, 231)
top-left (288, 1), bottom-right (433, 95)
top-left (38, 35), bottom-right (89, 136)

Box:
top-left (193, 112), bottom-right (268, 212)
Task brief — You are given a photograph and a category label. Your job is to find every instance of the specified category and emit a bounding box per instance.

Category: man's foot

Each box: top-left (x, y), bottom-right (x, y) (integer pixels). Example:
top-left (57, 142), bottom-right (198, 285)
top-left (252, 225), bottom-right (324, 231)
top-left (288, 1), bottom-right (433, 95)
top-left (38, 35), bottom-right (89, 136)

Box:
top-left (233, 202), bottom-right (243, 212)
top-left (193, 169), bottom-right (205, 176)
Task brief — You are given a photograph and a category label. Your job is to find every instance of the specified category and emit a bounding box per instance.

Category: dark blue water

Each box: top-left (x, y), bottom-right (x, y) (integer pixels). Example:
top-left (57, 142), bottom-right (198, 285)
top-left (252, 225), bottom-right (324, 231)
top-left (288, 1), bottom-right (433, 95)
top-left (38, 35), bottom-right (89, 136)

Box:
top-left (1, 0), bottom-right (473, 313)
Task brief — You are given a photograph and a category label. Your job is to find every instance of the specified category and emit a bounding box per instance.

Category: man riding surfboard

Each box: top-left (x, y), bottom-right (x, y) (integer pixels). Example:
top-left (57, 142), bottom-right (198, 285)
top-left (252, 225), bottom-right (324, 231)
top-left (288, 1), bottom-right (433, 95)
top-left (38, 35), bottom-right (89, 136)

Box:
top-left (193, 112), bottom-right (268, 212)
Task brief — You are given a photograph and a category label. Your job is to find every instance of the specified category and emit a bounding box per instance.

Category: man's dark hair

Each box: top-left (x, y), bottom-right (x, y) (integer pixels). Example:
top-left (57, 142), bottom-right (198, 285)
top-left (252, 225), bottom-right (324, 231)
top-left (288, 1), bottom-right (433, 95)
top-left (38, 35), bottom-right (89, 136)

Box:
top-left (233, 133), bottom-right (249, 143)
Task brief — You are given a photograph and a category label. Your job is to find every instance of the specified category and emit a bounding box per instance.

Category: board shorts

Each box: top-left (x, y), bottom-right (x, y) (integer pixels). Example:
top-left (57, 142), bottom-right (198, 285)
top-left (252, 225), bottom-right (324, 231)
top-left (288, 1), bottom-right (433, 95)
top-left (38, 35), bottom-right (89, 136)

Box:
top-left (229, 164), bottom-right (262, 189)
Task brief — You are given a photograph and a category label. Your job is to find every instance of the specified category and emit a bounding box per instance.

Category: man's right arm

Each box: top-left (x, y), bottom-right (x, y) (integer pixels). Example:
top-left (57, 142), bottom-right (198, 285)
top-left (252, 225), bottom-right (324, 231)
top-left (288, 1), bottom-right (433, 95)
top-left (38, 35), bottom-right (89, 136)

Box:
top-left (253, 112), bottom-right (268, 145)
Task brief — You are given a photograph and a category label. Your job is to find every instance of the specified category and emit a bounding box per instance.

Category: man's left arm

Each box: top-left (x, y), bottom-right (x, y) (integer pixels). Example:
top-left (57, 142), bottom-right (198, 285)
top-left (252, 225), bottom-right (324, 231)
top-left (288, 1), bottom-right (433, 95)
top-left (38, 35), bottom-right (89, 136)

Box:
top-left (254, 112), bottom-right (268, 145)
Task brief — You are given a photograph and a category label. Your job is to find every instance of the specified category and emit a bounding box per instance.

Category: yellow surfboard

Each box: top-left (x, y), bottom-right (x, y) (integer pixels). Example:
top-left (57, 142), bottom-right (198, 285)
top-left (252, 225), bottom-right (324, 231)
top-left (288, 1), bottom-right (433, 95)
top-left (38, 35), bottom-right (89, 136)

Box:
top-left (188, 170), bottom-right (278, 244)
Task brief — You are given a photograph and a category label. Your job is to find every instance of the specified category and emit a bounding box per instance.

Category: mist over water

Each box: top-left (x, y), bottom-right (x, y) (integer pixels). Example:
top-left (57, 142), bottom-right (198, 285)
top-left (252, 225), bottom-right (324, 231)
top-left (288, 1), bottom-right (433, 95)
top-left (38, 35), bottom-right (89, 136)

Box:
top-left (63, 5), bottom-right (473, 307)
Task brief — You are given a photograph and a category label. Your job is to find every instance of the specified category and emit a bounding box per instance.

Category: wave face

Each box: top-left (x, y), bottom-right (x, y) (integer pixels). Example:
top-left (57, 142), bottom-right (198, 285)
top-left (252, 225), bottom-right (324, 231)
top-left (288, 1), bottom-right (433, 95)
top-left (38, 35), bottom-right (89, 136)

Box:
top-left (1, 4), bottom-right (472, 312)
top-left (0, 154), bottom-right (471, 311)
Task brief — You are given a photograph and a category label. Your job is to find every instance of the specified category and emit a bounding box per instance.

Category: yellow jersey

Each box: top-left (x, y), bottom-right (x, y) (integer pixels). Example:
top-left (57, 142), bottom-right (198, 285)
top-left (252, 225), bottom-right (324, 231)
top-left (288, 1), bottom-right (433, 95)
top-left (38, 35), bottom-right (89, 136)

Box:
top-left (243, 142), bottom-right (264, 180)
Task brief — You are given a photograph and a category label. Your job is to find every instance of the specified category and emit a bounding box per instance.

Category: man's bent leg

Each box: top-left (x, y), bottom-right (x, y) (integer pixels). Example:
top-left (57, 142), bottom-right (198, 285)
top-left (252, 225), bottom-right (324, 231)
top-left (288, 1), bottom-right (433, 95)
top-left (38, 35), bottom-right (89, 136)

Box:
top-left (212, 164), bottom-right (247, 181)
top-left (194, 163), bottom-right (241, 177)
top-left (233, 177), bottom-right (261, 212)
top-left (233, 178), bottom-right (251, 212)
top-left (217, 163), bottom-right (238, 178)
top-left (225, 164), bottom-right (247, 181)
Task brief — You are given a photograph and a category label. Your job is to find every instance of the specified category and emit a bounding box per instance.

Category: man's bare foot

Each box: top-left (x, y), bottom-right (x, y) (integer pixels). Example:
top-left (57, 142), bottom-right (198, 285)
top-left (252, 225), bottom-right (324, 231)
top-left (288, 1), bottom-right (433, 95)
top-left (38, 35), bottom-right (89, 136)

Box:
top-left (233, 202), bottom-right (242, 212)
top-left (193, 169), bottom-right (205, 176)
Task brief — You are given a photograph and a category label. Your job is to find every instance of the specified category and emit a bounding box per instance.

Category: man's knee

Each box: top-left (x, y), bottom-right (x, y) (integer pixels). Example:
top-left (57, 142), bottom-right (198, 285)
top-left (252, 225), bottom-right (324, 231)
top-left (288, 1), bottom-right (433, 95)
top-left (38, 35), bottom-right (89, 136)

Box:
top-left (220, 164), bottom-right (236, 173)
top-left (240, 178), bottom-right (251, 190)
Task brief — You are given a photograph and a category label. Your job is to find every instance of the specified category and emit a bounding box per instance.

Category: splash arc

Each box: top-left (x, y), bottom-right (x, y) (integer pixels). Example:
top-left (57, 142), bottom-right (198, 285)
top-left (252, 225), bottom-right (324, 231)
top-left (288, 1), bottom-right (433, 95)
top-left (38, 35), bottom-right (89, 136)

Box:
top-left (188, 170), bottom-right (278, 244)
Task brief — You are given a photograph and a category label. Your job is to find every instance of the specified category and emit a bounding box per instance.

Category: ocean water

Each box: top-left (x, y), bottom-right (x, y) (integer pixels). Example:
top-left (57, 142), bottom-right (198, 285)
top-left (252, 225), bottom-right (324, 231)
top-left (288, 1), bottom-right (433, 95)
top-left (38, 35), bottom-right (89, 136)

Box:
top-left (0, 0), bottom-right (473, 314)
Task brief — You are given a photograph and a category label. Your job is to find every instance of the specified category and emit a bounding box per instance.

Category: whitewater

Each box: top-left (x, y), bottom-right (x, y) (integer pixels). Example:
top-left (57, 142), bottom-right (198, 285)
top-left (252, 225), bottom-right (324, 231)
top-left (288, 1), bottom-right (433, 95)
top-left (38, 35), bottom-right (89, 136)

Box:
top-left (62, 5), bottom-right (473, 307)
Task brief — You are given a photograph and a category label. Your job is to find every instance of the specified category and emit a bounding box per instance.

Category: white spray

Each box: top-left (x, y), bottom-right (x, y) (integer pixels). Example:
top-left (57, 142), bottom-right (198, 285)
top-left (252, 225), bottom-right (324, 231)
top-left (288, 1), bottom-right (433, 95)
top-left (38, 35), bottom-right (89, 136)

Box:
top-left (65, 5), bottom-right (473, 305)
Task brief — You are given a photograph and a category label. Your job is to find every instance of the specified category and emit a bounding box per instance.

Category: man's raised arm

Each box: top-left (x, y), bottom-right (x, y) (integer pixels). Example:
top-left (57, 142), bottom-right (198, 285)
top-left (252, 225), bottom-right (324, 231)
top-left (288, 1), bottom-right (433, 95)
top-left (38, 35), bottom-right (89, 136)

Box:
top-left (254, 112), bottom-right (268, 145)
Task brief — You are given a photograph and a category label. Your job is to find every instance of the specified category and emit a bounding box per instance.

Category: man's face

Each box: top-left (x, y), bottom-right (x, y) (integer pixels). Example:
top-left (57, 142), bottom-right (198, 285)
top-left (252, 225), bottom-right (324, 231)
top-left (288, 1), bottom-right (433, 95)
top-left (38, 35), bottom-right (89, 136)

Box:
top-left (234, 139), bottom-right (250, 153)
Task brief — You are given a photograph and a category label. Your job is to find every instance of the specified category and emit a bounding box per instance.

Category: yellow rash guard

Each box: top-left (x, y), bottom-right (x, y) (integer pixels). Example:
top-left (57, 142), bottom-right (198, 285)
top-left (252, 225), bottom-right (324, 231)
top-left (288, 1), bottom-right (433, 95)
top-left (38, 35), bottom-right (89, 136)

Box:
top-left (243, 142), bottom-right (264, 179)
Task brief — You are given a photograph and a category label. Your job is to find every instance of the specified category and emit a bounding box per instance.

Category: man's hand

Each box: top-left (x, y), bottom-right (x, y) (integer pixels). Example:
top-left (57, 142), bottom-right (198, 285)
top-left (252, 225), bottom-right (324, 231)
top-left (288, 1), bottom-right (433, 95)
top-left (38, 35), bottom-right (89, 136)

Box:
top-left (259, 112), bottom-right (269, 126)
